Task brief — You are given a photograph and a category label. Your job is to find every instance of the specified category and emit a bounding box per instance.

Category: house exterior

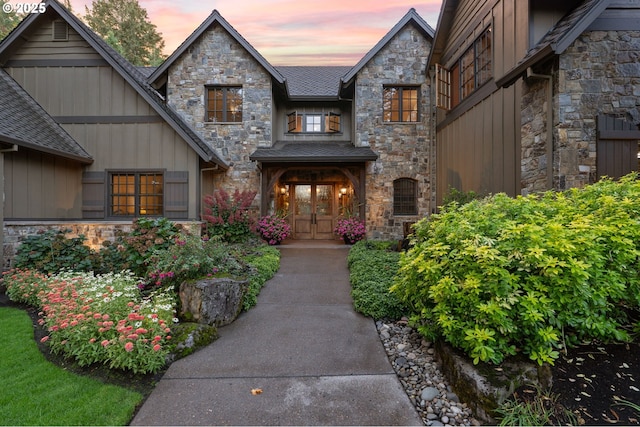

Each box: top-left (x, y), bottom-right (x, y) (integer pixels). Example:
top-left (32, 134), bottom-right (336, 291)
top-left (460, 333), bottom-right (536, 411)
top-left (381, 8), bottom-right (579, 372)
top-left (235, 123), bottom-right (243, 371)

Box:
top-left (148, 8), bottom-right (435, 240)
top-left (429, 0), bottom-right (640, 205)
top-left (0, 0), bottom-right (434, 267)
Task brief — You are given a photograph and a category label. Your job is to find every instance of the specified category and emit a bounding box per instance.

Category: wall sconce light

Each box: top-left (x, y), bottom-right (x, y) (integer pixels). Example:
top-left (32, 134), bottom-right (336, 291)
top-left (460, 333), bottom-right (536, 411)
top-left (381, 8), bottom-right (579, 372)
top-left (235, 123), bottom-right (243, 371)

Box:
top-left (280, 187), bottom-right (286, 195)
top-left (340, 187), bottom-right (347, 195)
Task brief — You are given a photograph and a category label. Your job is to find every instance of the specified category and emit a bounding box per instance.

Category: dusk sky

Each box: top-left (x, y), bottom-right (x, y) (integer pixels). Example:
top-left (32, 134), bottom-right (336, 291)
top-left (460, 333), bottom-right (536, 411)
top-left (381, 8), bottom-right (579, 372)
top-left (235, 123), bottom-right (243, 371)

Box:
top-left (21, 0), bottom-right (442, 65)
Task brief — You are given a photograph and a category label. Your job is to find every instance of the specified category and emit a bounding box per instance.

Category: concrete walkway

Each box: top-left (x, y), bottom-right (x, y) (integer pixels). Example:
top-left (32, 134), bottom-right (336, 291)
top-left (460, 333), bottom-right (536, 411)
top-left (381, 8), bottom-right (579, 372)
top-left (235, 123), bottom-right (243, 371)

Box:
top-left (131, 241), bottom-right (422, 426)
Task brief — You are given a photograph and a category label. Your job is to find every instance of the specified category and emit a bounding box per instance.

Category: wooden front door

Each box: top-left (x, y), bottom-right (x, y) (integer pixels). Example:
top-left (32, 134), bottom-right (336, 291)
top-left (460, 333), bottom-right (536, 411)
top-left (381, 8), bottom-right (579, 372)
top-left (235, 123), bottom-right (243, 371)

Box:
top-left (293, 184), bottom-right (335, 239)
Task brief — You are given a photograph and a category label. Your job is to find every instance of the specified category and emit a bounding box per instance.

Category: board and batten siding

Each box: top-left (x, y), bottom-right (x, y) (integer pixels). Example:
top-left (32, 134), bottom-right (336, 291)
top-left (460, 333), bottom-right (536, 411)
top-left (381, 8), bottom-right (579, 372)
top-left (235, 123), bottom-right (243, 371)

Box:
top-left (435, 0), bottom-right (528, 206)
top-left (7, 17), bottom-right (103, 61)
top-left (4, 150), bottom-right (83, 219)
top-left (4, 18), bottom-right (203, 220)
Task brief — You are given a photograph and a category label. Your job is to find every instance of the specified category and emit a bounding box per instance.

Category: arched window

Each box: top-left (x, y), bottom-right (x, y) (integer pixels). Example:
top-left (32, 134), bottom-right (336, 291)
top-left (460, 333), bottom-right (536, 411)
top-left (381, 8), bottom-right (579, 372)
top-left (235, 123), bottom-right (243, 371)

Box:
top-left (393, 178), bottom-right (417, 215)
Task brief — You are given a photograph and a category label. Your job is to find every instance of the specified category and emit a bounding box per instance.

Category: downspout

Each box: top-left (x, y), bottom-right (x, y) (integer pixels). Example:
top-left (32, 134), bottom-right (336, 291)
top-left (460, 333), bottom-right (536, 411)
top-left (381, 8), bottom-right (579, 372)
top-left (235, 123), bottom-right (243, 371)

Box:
top-left (526, 67), bottom-right (553, 190)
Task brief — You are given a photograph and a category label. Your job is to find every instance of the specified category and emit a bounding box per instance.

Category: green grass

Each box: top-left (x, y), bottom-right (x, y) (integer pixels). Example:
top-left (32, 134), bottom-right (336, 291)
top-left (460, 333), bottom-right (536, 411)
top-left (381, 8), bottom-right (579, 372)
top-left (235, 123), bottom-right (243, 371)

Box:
top-left (0, 306), bottom-right (143, 425)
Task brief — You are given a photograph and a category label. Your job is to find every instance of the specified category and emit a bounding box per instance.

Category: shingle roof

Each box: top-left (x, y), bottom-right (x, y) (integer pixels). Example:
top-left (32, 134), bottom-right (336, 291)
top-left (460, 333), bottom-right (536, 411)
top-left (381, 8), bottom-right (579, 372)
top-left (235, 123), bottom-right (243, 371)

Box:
top-left (250, 141), bottom-right (378, 163)
top-left (496, 0), bottom-right (611, 88)
top-left (277, 66), bottom-right (352, 99)
top-left (0, 69), bottom-right (92, 163)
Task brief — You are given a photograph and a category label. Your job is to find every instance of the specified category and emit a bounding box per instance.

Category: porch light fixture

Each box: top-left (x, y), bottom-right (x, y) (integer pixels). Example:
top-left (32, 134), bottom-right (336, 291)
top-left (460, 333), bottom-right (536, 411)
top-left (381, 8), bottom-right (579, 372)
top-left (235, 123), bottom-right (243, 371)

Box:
top-left (280, 187), bottom-right (287, 195)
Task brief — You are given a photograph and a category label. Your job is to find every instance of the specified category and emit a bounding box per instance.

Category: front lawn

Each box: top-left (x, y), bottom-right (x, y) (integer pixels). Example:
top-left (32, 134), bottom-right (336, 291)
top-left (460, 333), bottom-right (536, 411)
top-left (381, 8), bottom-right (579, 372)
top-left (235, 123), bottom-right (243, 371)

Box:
top-left (0, 306), bottom-right (142, 425)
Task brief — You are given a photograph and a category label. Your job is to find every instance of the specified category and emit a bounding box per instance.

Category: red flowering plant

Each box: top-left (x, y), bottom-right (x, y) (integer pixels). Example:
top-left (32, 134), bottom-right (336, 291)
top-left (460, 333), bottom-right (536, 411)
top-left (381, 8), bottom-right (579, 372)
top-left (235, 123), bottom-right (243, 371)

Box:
top-left (255, 213), bottom-right (291, 245)
top-left (202, 189), bottom-right (257, 243)
top-left (3, 269), bottom-right (175, 374)
top-left (334, 217), bottom-right (366, 244)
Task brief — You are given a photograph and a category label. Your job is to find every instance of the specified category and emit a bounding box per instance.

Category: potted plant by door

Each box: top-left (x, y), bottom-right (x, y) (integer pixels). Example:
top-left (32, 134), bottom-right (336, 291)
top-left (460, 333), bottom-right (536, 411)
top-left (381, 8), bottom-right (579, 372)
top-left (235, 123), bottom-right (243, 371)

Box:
top-left (256, 213), bottom-right (291, 245)
top-left (334, 217), bottom-right (366, 244)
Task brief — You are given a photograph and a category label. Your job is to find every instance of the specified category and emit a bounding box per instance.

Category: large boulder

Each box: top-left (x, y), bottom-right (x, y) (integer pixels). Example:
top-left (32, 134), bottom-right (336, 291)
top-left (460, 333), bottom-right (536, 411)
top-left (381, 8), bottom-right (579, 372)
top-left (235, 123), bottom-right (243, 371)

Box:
top-left (436, 340), bottom-right (552, 424)
top-left (179, 277), bottom-right (248, 326)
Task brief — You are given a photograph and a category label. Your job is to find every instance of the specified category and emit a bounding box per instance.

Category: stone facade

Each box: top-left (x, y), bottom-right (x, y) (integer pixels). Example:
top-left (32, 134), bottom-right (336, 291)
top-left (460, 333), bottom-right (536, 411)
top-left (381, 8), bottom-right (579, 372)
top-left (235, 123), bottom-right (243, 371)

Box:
top-left (354, 24), bottom-right (433, 240)
top-left (521, 31), bottom-right (640, 193)
top-left (166, 25), bottom-right (273, 204)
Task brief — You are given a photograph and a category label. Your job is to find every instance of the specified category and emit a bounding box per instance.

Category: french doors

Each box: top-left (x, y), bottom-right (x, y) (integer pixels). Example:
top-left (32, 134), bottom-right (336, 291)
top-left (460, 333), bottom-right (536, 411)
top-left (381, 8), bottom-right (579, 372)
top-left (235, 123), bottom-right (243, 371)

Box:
top-left (292, 184), bottom-right (335, 239)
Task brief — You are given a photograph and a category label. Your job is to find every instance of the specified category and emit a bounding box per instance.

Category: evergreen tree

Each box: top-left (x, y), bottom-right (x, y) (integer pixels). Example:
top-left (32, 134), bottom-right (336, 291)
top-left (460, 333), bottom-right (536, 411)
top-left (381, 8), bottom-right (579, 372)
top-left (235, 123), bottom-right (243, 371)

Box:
top-left (83, 0), bottom-right (165, 66)
top-left (0, 0), bottom-right (23, 41)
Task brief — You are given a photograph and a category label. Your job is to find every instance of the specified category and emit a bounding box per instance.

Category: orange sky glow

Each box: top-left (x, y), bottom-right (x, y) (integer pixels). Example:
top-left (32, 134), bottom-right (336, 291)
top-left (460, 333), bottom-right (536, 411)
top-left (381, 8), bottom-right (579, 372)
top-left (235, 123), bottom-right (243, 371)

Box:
top-left (19, 0), bottom-right (442, 65)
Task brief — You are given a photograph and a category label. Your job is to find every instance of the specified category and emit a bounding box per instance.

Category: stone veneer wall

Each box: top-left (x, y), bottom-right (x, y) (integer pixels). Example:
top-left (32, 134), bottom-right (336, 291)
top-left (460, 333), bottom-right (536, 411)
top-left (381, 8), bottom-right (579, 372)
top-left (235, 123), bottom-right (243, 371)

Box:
top-left (3, 221), bottom-right (201, 270)
top-left (522, 31), bottom-right (640, 192)
top-left (354, 24), bottom-right (433, 240)
top-left (166, 25), bottom-right (273, 204)
top-left (520, 78), bottom-right (551, 195)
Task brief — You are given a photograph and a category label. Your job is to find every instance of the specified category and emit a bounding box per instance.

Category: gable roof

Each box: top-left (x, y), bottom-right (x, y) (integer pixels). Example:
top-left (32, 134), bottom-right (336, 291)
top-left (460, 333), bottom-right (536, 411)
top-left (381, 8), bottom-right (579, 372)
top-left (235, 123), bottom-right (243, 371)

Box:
top-left (426, 0), bottom-right (457, 68)
top-left (0, 69), bottom-right (93, 163)
top-left (277, 66), bottom-right (352, 100)
top-left (341, 8), bottom-right (435, 86)
top-left (148, 9), bottom-right (285, 89)
top-left (496, 0), bottom-right (611, 87)
top-left (0, 0), bottom-right (227, 169)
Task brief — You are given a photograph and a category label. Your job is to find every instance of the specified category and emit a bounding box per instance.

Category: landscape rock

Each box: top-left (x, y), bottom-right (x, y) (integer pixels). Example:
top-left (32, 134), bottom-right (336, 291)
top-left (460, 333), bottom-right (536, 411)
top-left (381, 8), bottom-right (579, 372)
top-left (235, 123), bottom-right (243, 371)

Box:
top-left (179, 278), bottom-right (248, 326)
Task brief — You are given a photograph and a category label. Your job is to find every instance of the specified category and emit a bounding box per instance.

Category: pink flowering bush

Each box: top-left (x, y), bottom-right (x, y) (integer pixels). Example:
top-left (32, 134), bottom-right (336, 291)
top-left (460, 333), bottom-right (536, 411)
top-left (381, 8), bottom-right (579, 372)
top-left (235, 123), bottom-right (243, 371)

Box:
top-left (3, 269), bottom-right (174, 374)
top-left (334, 217), bottom-right (366, 243)
top-left (255, 214), bottom-right (291, 245)
top-left (202, 189), bottom-right (257, 242)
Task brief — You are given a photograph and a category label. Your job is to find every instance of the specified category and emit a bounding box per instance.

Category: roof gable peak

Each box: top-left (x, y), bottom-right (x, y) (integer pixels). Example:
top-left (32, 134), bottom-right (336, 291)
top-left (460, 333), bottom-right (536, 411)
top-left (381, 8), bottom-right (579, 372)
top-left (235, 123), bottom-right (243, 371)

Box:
top-left (341, 8), bottom-right (435, 85)
top-left (148, 8), bottom-right (284, 85)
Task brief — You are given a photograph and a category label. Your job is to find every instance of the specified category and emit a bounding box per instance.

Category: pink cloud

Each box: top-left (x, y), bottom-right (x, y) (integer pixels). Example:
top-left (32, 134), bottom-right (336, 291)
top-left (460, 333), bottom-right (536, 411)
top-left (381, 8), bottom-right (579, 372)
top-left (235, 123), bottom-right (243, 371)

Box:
top-left (59, 0), bottom-right (442, 65)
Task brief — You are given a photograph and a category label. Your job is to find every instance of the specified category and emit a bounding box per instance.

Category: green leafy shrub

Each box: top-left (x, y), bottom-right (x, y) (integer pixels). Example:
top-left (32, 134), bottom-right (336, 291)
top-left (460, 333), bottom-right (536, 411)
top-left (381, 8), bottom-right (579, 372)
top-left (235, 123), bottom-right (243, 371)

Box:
top-left (14, 229), bottom-right (95, 273)
top-left (441, 187), bottom-right (482, 207)
top-left (347, 240), bottom-right (408, 319)
top-left (242, 245), bottom-right (280, 310)
top-left (145, 233), bottom-right (246, 292)
top-left (393, 174), bottom-right (640, 365)
top-left (96, 217), bottom-right (181, 276)
top-left (202, 189), bottom-right (257, 243)
top-left (3, 269), bottom-right (175, 374)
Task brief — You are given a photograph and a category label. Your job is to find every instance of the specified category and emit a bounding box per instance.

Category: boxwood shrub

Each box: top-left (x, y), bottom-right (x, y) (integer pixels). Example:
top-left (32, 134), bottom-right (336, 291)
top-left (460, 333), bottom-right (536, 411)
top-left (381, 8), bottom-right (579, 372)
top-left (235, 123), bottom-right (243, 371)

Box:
top-left (392, 174), bottom-right (640, 365)
top-left (347, 240), bottom-right (409, 320)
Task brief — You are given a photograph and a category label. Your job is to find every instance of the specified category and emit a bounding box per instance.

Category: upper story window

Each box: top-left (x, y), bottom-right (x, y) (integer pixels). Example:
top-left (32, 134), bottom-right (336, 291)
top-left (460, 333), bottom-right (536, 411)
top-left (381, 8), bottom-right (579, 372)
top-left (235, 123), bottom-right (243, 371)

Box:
top-left (287, 112), bottom-right (341, 133)
top-left (110, 172), bottom-right (163, 217)
top-left (383, 86), bottom-right (419, 122)
top-left (206, 86), bottom-right (242, 122)
top-left (435, 25), bottom-right (492, 110)
top-left (393, 178), bottom-right (418, 215)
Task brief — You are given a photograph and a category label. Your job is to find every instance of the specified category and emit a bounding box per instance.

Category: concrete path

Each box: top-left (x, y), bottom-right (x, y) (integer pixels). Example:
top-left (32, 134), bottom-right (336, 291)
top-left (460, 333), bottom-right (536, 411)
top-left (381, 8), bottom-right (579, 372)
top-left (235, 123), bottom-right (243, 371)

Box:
top-left (131, 241), bottom-right (422, 426)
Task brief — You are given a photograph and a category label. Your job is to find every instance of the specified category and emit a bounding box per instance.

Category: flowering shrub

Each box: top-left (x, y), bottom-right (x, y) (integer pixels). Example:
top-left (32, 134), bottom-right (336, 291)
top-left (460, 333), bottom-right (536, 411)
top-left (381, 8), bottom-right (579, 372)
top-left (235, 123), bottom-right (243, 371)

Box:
top-left (202, 189), bottom-right (257, 243)
top-left (255, 214), bottom-right (291, 245)
top-left (144, 233), bottom-right (238, 290)
top-left (334, 217), bottom-right (366, 243)
top-left (3, 269), bottom-right (175, 374)
top-left (96, 217), bottom-right (182, 276)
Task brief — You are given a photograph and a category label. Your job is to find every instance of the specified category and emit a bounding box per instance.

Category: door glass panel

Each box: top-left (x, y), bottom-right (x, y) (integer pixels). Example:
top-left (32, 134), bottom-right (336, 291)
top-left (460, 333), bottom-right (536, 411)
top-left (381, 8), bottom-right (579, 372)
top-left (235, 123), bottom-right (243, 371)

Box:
top-left (295, 185), bottom-right (312, 215)
top-left (316, 185), bottom-right (333, 216)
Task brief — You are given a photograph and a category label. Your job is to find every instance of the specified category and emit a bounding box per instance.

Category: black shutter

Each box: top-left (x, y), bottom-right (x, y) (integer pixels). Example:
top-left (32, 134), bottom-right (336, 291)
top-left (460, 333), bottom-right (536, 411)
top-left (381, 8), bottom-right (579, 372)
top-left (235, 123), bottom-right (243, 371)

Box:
top-left (82, 171), bottom-right (105, 219)
top-left (164, 171), bottom-right (189, 219)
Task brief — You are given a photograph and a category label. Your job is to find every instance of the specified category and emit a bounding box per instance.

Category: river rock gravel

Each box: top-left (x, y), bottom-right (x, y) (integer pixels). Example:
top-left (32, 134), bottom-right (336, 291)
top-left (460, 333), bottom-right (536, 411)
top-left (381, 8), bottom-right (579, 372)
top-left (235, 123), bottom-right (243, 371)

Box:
top-left (376, 319), bottom-right (481, 426)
